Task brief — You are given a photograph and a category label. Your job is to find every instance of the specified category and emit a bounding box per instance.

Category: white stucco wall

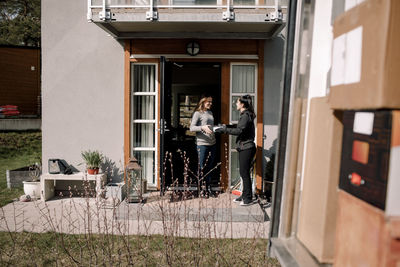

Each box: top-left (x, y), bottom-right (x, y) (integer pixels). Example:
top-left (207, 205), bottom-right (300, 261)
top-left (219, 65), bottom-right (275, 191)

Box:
top-left (42, 0), bottom-right (125, 181)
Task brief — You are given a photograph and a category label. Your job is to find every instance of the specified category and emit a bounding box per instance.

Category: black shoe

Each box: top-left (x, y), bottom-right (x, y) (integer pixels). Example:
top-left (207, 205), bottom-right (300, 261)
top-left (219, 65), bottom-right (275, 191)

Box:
top-left (233, 196), bottom-right (243, 203)
top-left (240, 199), bottom-right (255, 206)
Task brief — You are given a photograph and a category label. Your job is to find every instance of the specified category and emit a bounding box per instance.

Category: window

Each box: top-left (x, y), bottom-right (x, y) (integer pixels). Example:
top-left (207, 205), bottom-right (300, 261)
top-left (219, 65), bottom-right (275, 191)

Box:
top-left (130, 63), bottom-right (158, 186)
top-left (229, 63), bottom-right (257, 188)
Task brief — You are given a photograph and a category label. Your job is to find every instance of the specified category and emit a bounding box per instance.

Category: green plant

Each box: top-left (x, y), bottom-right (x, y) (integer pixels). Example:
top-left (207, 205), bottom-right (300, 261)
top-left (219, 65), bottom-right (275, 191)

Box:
top-left (81, 150), bottom-right (103, 169)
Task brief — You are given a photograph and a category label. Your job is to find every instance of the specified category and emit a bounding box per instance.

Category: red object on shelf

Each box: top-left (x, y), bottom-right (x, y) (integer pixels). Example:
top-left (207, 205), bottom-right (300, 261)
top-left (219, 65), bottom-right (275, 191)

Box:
top-left (0, 105), bottom-right (20, 116)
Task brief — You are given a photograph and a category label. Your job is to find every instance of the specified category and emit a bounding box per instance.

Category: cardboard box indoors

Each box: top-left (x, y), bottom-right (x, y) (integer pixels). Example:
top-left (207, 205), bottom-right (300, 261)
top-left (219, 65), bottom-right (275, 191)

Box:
top-left (329, 0), bottom-right (400, 109)
top-left (334, 190), bottom-right (400, 266)
top-left (297, 97), bottom-right (343, 263)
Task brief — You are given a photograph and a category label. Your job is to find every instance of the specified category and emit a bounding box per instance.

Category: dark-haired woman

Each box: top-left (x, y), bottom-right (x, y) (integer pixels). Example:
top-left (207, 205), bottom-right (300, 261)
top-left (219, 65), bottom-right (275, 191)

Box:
top-left (216, 95), bottom-right (256, 206)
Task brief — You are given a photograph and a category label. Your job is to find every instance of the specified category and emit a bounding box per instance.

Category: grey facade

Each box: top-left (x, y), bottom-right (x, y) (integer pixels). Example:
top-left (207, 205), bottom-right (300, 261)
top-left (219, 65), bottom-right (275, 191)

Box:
top-left (42, 0), bottom-right (285, 185)
top-left (42, 0), bottom-right (125, 181)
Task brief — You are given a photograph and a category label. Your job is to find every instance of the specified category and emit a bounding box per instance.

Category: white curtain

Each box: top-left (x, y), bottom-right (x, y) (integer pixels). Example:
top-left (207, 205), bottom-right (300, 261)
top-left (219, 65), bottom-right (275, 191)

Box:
top-left (131, 64), bottom-right (156, 184)
top-left (231, 65), bottom-right (255, 121)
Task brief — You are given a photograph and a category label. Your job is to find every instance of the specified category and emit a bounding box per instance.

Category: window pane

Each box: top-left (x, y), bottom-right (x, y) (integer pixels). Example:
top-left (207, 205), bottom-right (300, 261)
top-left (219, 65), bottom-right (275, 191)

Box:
top-left (230, 151), bottom-right (240, 187)
top-left (132, 123), bottom-right (155, 147)
top-left (132, 65), bottom-right (155, 93)
top-left (133, 151), bottom-right (155, 185)
top-left (232, 65), bottom-right (255, 93)
top-left (230, 136), bottom-right (236, 149)
top-left (133, 95), bottom-right (155, 120)
top-left (171, 0), bottom-right (217, 5)
top-left (232, 97), bottom-right (240, 121)
top-left (231, 95), bottom-right (255, 121)
top-left (233, 0), bottom-right (255, 5)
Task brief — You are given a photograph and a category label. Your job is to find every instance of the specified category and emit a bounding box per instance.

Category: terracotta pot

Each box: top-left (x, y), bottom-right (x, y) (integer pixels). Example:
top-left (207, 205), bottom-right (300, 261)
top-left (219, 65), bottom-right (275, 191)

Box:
top-left (87, 168), bottom-right (99, 175)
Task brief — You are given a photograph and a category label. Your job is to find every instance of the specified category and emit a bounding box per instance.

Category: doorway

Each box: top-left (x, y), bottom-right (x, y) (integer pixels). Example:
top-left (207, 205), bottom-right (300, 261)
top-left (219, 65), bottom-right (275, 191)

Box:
top-left (162, 62), bottom-right (222, 189)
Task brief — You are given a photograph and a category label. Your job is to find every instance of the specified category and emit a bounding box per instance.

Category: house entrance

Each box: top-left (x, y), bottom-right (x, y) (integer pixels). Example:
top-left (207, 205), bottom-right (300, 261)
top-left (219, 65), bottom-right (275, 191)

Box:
top-left (161, 61), bottom-right (221, 190)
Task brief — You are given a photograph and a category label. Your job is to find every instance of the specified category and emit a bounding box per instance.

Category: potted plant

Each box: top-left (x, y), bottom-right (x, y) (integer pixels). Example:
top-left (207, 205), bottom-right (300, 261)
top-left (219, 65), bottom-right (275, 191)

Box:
top-left (81, 150), bottom-right (103, 175)
top-left (23, 162), bottom-right (41, 199)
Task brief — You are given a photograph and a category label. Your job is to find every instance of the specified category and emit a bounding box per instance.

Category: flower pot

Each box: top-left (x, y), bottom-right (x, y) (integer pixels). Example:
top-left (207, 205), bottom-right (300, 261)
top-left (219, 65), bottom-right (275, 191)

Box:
top-left (87, 168), bottom-right (99, 175)
top-left (23, 181), bottom-right (41, 199)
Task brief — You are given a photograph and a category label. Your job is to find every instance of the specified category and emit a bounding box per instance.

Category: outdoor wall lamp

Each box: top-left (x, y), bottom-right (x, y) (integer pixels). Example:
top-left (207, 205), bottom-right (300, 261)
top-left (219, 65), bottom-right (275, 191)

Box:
top-left (186, 41), bottom-right (200, 56)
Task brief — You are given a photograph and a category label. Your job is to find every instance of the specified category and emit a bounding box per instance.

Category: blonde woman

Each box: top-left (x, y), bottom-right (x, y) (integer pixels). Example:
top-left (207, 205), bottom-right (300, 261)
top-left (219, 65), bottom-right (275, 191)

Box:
top-left (190, 96), bottom-right (217, 198)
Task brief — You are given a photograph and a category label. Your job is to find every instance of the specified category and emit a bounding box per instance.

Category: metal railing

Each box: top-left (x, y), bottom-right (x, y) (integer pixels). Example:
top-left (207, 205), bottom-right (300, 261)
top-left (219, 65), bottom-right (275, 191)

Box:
top-left (88, 0), bottom-right (287, 21)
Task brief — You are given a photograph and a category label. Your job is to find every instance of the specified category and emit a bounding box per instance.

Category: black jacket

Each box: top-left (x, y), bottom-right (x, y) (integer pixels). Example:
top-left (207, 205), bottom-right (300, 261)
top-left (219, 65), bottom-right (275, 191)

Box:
top-left (225, 110), bottom-right (255, 151)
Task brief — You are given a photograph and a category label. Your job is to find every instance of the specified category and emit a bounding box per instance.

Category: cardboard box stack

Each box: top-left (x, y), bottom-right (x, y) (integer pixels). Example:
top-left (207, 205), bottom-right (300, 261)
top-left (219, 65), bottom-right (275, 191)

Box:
top-left (297, 97), bottom-right (343, 264)
top-left (328, 0), bottom-right (400, 265)
top-left (329, 0), bottom-right (400, 109)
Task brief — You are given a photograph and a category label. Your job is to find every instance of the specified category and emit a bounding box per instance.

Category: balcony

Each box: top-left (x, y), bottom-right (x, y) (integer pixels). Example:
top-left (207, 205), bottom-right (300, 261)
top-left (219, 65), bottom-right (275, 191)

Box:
top-left (87, 0), bottom-right (288, 39)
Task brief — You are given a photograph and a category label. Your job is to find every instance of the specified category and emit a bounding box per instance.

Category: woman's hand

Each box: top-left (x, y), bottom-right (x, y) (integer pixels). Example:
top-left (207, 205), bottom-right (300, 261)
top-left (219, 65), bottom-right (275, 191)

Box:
top-left (201, 125), bottom-right (213, 134)
top-left (214, 124), bottom-right (226, 133)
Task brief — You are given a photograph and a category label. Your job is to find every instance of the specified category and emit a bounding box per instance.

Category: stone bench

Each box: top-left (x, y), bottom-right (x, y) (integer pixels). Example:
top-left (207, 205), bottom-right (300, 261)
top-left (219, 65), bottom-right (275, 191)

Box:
top-left (41, 172), bottom-right (106, 201)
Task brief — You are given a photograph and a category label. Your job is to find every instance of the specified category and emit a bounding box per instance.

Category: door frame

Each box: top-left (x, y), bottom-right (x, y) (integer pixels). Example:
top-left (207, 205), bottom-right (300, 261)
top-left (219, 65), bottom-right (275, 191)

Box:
top-left (124, 39), bottom-right (264, 192)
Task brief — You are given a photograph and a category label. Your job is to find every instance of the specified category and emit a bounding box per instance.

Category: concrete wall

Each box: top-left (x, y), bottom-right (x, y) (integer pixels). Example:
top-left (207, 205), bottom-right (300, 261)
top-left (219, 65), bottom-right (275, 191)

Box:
top-left (0, 119), bottom-right (41, 131)
top-left (42, 0), bottom-right (125, 182)
top-left (263, 36), bottom-right (285, 159)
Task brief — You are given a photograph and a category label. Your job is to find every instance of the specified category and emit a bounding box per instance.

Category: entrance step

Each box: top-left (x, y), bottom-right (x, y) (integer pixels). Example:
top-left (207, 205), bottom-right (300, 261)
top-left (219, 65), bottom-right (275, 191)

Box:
top-left (115, 193), bottom-right (270, 223)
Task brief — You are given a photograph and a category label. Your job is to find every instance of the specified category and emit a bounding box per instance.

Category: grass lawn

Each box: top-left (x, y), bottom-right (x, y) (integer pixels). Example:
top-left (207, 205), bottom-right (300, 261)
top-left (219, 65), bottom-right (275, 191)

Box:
top-left (0, 131), bottom-right (281, 266)
top-left (0, 131), bottom-right (41, 207)
top-left (0, 232), bottom-right (280, 266)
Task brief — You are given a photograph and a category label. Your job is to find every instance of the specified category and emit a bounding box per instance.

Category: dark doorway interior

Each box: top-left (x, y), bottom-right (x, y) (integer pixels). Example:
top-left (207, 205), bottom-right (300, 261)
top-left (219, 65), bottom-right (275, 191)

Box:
top-left (163, 62), bottom-right (221, 189)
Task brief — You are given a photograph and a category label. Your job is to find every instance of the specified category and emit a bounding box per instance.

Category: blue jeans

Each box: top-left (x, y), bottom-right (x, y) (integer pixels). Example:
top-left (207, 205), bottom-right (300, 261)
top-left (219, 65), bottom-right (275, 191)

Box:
top-left (197, 144), bottom-right (216, 187)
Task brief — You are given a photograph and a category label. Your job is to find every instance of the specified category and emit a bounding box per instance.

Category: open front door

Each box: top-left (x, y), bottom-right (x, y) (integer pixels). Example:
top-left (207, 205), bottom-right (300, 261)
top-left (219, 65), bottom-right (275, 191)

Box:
top-left (160, 60), bottom-right (222, 192)
top-left (159, 56), bottom-right (172, 194)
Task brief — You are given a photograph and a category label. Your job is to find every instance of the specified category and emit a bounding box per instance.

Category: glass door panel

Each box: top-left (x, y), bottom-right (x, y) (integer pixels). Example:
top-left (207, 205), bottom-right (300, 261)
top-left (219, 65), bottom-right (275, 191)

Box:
top-left (229, 63), bottom-right (257, 188)
top-left (131, 63), bottom-right (158, 186)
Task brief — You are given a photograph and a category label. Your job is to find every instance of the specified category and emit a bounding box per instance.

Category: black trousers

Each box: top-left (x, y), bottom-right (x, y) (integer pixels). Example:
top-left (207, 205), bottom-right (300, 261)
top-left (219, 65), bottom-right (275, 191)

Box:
top-left (239, 146), bottom-right (256, 202)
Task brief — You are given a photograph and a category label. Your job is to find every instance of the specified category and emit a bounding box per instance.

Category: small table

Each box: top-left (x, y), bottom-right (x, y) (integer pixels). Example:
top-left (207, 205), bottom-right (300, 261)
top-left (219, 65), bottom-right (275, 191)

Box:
top-left (41, 172), bottom-right (106, 201)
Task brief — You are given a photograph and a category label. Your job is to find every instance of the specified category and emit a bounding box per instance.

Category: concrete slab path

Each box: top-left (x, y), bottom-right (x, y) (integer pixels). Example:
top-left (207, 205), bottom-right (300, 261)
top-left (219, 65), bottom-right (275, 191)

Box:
top-left (0, 192), bottom-right (271, 239)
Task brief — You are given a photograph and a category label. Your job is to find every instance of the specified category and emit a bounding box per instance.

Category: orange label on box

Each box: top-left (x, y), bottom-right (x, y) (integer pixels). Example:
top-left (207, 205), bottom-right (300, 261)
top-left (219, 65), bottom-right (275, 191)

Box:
top-left (352, 140), bottom-right (369, 164)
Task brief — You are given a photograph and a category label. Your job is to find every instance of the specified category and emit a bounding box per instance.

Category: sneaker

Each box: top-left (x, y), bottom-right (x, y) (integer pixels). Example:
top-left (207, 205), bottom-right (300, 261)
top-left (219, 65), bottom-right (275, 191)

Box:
top-left (233, 196), bottom-right (243, 203)
top-left (240, 199), bottom-right (255, 206)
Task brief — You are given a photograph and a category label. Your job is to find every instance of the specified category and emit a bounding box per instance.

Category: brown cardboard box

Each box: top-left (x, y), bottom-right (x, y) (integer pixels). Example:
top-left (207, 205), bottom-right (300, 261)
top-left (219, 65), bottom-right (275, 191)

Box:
top-left (297, 97), bottom-right (343, 263)
top-left (334, 190), bottom-right (400, 266)
top-left (329, 0), bottom-right (400, 109)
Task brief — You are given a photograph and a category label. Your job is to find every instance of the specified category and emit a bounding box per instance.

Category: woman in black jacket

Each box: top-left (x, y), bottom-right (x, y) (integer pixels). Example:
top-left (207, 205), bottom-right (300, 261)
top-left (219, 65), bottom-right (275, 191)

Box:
top-left (216, 95), bottom-right (256, 206)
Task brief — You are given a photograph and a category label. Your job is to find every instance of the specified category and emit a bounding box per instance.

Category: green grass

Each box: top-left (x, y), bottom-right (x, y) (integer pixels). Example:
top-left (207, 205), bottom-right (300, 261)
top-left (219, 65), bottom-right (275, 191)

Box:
top-left (0, 131), bottom-right (41, 207)
top-left (0, 232), bottom-right (280, 266)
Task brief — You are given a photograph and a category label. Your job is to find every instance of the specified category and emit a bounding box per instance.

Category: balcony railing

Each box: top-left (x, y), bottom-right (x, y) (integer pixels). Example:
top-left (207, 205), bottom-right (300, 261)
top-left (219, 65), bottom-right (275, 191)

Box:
top-left (88, 0), bottom-right (288, 21)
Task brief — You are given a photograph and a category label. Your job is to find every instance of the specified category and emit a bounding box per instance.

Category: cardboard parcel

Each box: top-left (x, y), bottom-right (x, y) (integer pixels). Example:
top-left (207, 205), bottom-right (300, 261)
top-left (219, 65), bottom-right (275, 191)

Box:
top-left (329, 0), bottom-right (400, 109)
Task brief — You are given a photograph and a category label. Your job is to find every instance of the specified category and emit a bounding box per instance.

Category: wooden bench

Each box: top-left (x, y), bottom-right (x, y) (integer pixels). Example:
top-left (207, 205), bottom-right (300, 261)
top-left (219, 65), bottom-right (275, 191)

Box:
top-left (41, 172), bottom-right (106, 201)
